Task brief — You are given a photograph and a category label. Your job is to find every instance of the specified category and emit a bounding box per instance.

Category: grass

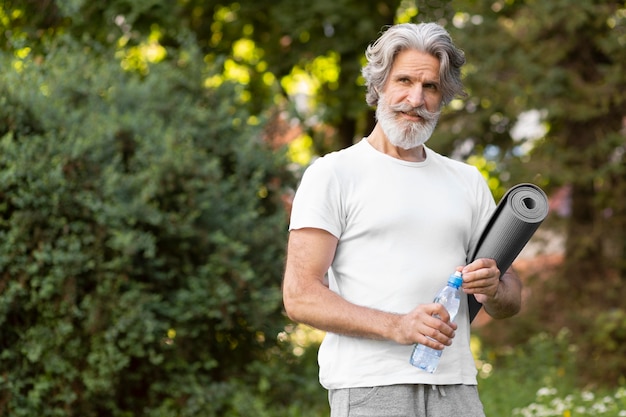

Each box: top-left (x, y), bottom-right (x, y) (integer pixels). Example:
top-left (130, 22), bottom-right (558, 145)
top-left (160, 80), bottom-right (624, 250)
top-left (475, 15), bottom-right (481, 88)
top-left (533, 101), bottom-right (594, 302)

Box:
top-left (476, 329), bottom-right (626, 416)
top-left (511, 387), bottom-right (626, 417)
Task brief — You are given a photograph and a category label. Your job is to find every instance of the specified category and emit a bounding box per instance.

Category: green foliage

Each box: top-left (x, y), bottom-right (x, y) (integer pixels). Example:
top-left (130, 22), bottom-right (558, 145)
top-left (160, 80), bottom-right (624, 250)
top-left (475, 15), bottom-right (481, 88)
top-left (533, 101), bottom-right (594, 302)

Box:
top-left (513, 386), bottom-right (626, 417)
top-left (0, 0), bottom-right (454, 151)
top-left (443, 0), bottom-right (626, 386)
top-left (478, 330), bottom-right (579, 415)
top-left (2, 0), bottom-right (626, 411)
top-left (0, 36), bottom-right (308, 416)
top-left (477, 330), bottom-right (626, 417)
top-left (588, 308), bottom-right (626, 383)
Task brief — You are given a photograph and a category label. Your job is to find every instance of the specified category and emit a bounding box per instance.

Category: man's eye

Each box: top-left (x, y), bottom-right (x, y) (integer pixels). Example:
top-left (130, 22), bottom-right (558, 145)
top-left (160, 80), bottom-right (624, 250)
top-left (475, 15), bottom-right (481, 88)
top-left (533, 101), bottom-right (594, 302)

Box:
top-left (424, 83), bottom-right (439, 90)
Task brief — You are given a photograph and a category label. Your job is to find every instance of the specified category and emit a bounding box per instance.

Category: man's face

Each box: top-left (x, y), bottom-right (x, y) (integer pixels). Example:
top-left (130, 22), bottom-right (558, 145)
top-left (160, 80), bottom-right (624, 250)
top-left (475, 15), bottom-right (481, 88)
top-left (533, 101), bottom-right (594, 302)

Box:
top-left (376, 49), bottom-right (443, 150)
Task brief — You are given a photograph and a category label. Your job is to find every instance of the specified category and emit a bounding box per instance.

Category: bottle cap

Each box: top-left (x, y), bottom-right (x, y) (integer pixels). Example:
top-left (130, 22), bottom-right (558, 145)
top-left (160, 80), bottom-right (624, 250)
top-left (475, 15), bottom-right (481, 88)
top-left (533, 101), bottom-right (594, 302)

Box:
top-left (448, 271), bottom-right (463, 288)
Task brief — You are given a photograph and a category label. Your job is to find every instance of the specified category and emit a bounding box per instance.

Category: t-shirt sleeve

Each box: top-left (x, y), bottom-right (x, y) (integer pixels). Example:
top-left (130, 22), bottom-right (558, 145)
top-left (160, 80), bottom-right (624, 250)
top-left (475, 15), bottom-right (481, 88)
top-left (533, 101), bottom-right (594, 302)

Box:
top-left (288, 158), bottom-right (344, 239)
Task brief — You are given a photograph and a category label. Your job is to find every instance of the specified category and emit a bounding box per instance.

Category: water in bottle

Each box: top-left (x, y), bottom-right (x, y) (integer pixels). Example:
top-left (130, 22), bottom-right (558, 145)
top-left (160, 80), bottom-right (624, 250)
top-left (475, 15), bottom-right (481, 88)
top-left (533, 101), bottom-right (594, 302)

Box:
top-left (409, 271), bottom-right (463, 373)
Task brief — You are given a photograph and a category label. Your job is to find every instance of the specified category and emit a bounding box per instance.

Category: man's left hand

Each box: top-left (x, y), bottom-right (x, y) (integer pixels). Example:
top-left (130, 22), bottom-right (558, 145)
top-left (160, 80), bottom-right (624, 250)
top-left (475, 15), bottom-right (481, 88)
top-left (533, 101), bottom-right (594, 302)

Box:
top-left (460, 259), bottom-right (522, 319)
top-left (460, 258), bottom-right (500, 303)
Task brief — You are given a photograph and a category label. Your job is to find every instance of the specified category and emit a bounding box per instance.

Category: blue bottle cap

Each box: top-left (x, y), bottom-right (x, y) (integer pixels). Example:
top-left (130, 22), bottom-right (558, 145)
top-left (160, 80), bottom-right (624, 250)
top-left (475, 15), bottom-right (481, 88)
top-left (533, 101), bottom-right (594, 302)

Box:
top-left (448, 271), bottom-right (463, 288)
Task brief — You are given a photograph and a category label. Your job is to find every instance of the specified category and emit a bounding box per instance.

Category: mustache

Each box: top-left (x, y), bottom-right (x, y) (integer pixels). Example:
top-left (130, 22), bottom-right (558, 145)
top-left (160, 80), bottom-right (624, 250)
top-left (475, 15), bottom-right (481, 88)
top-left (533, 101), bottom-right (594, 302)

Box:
top-left (389, 103), bottom-right (440, 122)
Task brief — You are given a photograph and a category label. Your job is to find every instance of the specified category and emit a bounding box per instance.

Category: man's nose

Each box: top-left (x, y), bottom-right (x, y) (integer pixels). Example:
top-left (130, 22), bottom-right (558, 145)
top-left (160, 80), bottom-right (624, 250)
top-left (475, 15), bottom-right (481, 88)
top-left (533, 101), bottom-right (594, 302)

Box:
top-left (406, 84), bottom-right (424, 107)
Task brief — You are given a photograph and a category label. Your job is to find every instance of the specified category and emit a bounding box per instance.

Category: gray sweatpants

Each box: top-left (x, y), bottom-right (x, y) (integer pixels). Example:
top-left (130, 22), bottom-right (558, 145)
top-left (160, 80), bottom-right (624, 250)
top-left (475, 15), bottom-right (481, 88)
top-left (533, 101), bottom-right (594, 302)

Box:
top-left (328, 384), bottom-right (486, 417)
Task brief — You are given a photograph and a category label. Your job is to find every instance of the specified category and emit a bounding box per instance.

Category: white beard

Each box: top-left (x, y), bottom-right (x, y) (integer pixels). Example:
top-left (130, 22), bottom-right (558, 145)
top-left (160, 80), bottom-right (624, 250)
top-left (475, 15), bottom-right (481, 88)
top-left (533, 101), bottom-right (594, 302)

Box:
top-left (375, 94), bottom-right (441, 150)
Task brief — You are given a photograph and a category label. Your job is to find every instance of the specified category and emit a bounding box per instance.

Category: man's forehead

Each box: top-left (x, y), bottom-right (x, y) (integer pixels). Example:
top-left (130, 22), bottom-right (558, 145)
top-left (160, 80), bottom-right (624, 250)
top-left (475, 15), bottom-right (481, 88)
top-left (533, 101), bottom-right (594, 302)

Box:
top-left (391, 49), bottom-right (440, 77)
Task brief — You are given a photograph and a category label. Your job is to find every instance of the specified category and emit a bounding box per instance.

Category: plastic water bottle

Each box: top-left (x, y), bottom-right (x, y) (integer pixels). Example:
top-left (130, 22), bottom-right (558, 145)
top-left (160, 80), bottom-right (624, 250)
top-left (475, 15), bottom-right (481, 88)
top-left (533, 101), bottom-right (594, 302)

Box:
top-left (409, 271), bottom-right (463, 373)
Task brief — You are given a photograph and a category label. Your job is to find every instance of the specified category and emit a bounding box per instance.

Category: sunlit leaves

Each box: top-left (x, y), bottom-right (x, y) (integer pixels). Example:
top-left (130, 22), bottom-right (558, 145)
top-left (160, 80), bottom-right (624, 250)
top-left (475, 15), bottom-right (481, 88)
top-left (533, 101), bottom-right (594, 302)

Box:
top-left (209, 3), bottom-right (243, 48)
top-left (310, 52), bottom-right (340, 88)
top-left (395, 0), bottom-right (418, 23)
top-left (0, 5), bottom-right (21, 26)
top-left (281, 67), bottom-right (315, 97)
top-left (467, 154), bottom-right (506, 199)
top-left (116, 25), bottom-right (167, 75)
top-left (0, 4), bottom-right (28, 47)
top-left (232, 38), bottom-right (258, 61)
top-left (277, 324), bottom-right (325, 357)
top-left (287, 134), bottom-right (314, 166)
top-left (280, 51), bottom-right (340, 96)
top-left (223, 58), bottom-right (250, 84)
top-left (10, 46), bottom-right (31, 72)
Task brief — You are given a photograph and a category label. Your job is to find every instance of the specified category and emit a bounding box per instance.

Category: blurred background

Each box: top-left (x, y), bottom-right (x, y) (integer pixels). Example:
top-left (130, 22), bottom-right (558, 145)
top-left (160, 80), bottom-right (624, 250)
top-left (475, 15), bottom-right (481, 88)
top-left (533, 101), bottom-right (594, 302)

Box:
top-left (0, 0), bottom-right (625, 415)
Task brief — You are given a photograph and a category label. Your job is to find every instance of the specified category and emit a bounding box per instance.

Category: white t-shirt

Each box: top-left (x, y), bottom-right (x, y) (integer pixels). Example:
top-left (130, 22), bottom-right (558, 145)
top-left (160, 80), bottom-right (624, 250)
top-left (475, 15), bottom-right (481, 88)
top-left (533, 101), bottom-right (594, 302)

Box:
top-left (289, 138), bottom-right (495, 389)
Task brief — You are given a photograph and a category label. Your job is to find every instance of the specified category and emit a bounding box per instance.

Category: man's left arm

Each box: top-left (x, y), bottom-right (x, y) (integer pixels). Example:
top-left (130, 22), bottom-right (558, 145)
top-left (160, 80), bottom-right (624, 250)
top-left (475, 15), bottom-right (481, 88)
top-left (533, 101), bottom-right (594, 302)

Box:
top-left (461, 258), bottom-right (522, 319)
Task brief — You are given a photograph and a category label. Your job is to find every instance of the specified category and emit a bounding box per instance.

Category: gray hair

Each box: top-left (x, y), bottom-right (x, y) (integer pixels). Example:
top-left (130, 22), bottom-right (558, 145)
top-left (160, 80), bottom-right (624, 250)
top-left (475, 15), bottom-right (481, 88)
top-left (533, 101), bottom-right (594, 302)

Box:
top-left (362, 23), bottom-right (466, 107)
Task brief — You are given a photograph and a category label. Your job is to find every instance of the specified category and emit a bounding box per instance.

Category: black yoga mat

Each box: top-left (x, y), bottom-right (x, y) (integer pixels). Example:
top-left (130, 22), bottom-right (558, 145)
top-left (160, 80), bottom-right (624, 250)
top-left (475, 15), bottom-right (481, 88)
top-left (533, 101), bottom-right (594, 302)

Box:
top-left (467, 183), bottom-right (549, 323)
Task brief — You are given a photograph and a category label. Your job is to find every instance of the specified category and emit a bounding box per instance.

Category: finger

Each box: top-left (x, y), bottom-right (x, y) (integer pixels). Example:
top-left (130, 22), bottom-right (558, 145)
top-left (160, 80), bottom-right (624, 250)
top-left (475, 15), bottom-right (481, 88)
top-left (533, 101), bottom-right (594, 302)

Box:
top-left (421, 315), bottom-right (456, 342)
top-left (405, 304), bottom-right (457, 346)
top-left (429, 303), bottom-right (451, 322)
top-left (463, 276), bottom-right (496, 291)
top-left (462, 275), bottom-right (500, 298)
top-left (463, 258), bottom-right (497, 274)
top-left (462, 267), bottom-right (500, 287)
top-left (420, 326), bottom-right (455, 348)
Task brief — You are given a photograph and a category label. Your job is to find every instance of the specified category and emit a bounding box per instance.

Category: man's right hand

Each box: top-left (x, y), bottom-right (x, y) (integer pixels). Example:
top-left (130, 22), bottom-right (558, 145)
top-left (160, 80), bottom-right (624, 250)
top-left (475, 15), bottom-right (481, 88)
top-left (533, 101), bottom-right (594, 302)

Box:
top-left (392, 303), bottom-right (457, 348)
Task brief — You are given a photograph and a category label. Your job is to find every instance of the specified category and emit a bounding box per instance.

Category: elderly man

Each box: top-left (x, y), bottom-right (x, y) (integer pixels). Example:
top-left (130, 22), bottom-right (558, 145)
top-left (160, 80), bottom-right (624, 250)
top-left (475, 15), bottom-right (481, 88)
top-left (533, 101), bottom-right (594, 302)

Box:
top-left (282, 22), bottom-right (521, 417)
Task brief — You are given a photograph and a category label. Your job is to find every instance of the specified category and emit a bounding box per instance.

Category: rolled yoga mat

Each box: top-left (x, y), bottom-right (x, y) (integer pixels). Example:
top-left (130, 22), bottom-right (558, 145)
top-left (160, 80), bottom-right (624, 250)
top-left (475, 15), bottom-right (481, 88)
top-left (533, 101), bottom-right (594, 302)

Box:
top-left (467, 183), bottom-right (549, 323)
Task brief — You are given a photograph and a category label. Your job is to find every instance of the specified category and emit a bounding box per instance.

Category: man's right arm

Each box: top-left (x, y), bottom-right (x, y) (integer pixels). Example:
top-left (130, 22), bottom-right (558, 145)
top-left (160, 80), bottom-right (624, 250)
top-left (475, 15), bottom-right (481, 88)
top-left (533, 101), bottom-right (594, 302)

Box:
top-left (282, 227), bottom-right (456, 349)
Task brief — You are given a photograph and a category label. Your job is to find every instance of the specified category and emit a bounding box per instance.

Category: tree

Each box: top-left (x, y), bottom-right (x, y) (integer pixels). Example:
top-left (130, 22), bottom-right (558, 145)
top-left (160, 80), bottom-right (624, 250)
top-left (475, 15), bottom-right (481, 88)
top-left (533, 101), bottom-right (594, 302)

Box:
top-left (0, 34), bottom-right (318, 415)
top-left (442, 0), bottom-right (626, 384)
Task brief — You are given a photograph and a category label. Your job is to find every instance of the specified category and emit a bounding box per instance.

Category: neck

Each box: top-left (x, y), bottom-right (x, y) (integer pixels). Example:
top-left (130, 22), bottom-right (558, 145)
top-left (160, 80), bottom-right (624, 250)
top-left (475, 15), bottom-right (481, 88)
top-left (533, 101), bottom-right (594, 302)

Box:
top-left (366, 123), bottom-right (427, 162)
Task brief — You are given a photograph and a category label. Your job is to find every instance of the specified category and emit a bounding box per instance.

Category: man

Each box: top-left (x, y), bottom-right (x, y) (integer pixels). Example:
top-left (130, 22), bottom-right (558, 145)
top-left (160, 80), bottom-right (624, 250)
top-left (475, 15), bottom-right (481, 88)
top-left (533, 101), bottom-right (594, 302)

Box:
top-left (282, 22), bottom-right (522, 417)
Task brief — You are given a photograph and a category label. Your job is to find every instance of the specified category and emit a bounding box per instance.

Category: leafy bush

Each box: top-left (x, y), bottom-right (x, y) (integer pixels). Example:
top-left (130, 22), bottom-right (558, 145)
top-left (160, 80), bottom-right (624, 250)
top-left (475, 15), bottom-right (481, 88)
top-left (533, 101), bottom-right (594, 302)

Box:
top-left (0, 37), bottom-right (311, 416)
top-left (477, 329), bottom-right (579, 416)
top-left (477, 328), bottom-right (626, 417)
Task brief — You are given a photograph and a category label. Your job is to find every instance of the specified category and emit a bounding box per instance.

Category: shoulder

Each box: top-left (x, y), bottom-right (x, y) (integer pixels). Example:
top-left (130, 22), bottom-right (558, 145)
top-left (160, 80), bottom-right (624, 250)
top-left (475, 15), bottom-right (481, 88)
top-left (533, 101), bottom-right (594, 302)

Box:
top-left (318, 140), bottom-right (368, 163)
top-left (426, 147), bottom-right (483, 179)
top-left (425, 147), bottom-right (493, 206)
top-left (302, 140), bottom-right (369, 176)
